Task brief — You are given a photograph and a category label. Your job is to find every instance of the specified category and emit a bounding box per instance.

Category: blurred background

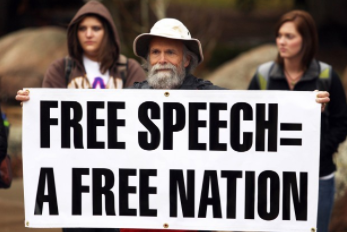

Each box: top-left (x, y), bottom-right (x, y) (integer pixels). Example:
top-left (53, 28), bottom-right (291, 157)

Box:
top-left (0, 0), bottom-right (347, 231)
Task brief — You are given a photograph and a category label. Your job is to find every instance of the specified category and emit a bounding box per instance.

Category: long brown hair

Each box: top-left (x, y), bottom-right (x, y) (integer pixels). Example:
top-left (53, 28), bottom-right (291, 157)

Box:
top-left (275, 10), bottom-right (318, 69)
top-left (68, 14), bottom-right (118, 74)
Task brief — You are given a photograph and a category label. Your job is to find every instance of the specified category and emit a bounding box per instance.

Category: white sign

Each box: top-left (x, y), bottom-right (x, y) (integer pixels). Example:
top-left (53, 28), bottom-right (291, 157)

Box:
top-left (22, 89), bottom-right (320, 232)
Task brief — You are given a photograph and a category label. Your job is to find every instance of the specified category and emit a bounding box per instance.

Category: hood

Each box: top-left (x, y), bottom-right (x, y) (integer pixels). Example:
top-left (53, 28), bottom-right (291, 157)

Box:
top-left (67, 0), bottom-right (120, 60)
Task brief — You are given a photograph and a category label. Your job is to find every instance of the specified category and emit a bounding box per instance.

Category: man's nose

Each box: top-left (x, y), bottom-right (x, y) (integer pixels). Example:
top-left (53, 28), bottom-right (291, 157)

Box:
top-left (158, 53), bottom-right (166, 64)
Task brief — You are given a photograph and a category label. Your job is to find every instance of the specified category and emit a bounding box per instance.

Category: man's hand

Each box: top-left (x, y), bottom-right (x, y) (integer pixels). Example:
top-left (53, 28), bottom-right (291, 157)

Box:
top-left (15, 89), bottom-right (30, 106)
top-left (315, 90), bottom-right (330, 112)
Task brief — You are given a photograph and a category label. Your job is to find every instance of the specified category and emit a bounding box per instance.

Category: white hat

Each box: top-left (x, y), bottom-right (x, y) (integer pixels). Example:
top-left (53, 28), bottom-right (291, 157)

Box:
top-left (133, 18), bottom-right (204, 64)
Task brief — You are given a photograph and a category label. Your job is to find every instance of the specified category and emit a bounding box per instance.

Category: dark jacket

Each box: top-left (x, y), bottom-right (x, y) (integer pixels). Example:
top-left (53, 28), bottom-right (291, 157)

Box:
top-left (0, 107), bottom-right (7, 162)
top-left (131, 74), bottom-right (225, 90)
top-left (249, 60), bottom-right (347, 177)
top-left (42, 1), bottom-right (146, 89)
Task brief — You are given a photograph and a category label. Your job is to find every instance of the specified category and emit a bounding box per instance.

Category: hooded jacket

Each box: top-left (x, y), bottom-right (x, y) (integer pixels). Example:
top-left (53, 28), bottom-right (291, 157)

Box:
top-left (42, 1), bottom-right (146, 89)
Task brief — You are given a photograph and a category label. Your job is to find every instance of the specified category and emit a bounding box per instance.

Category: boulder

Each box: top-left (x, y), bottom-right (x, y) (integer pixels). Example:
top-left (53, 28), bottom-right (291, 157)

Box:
top-left (0, 27), bottom-right (68, 100)
top-left (205, 44), bottom-right (278, 90)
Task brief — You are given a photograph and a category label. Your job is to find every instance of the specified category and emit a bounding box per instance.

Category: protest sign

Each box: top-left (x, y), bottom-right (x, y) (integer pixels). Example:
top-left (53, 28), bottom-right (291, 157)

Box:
top-left (23, 89), bottom-right (320, 231)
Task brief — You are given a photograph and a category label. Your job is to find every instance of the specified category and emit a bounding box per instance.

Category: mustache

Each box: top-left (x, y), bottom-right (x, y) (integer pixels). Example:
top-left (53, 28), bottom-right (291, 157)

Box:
top-left (150, 63), bottom-right (177, 73)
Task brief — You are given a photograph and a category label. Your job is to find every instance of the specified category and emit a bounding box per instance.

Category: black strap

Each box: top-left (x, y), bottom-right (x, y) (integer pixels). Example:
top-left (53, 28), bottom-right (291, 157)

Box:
top-left (64, 56), bottom-right (73, 86)
top-left (116, 55), bottom-right (128, 86)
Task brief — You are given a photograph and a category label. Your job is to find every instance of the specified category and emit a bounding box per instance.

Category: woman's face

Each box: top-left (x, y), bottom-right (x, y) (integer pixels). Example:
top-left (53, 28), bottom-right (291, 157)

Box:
top-left (276, 21), bottom-right (303, 60)
top-left (77, 16), bottom-right (105, 60)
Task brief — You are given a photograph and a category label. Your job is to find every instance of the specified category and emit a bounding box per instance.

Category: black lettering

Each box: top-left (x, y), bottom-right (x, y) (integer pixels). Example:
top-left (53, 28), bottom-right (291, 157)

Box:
top-left (61, 101), bottom-right (83, 148)
top-left (256, 104), bottom-right (278, 152)
top-left (189, 103), bottom-right (207, 150)
top-left (245, 171), bottom-right (255, 219)
top-left (138, 102), bottom-right (160, 150)
top-left (108, 102), bottom-right (126, 149)
top-left (283, 172), bottom-right (307, 220)
top-left (87, 101), bottom-right (105, 149)
top-left (198, 171), bottom-right (222, 218)
top-left (210, 103), bottom-right (227, 151)
top-left (40, 101), bottom-right (58, 148)
top-left (163, 103), bottom-right (185, 150)
top-left (119, 169), bottom-right (137, 216)
top-left (92, 169), bottom-right (116, 216)
top-left (230, 103), bottom-right (253, 152)
top-left (139, 169), bottom-right (157, 216)
top-left (169, 170), bottom-right (195, 218)
top-left (72, 168), bottom-right (90, 215)
top-left (34, 168), bottom-right (59, 215)
top-left (258, 171), bottom-right (280, 220)
top-left (221, 171), bottom-right (242, 219)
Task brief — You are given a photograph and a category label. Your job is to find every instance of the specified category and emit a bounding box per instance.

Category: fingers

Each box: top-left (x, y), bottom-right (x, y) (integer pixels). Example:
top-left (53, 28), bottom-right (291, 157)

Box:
top-left (15, 89), bottom-right (30, 104)
top-left (315, 90), bottom-right (330, 104)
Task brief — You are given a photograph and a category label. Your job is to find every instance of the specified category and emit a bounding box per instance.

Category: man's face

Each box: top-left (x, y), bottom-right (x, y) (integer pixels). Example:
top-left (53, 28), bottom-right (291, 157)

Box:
top-left (147, 37), bottom-right (190, 89)
top-left (149, 37), bottom-right (190, 68)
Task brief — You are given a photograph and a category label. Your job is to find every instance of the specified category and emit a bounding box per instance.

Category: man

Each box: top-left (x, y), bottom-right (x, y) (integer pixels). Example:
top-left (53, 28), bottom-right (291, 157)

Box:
top-left (131, 18), bottom-right (223, 91)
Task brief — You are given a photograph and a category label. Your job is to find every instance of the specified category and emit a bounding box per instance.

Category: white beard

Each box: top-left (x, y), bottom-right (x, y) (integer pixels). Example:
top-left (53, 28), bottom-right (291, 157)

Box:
top-left (147, 63), bottom-right (185, 89)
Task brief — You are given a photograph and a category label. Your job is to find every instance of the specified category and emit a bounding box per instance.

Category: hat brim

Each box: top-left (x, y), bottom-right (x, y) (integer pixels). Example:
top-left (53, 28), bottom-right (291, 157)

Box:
top-left (133, 33), bottom-right (204, 64)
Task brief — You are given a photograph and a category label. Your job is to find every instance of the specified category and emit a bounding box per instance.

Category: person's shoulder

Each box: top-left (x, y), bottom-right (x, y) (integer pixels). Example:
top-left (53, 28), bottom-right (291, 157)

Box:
top-left (127, 57), bottom-right (143, 69)
top-left (48, 57), bottom-right (66, 70)
top-left (128, 80), bottom-right (150, 89)
top-left (43, 57), bottom-right (68, 87)
top-left (188, 75), bottom-right (225, 90)
top-left (199, 79), bottom-right (225, 90)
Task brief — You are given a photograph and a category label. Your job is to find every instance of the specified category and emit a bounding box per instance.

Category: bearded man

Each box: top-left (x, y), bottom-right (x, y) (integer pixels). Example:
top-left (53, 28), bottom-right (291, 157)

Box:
top-left (131, 18), bottom-right (223, 90)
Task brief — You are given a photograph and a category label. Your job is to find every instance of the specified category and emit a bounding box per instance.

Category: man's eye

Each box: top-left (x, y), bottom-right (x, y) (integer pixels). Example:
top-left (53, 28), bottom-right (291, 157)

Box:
top-left (152, 50), bottom-right (159, 54)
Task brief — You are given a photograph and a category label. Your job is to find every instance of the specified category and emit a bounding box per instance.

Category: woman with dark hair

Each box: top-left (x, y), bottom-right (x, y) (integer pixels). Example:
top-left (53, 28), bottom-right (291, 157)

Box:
top-left (248, 10), bottom-right (347, 232)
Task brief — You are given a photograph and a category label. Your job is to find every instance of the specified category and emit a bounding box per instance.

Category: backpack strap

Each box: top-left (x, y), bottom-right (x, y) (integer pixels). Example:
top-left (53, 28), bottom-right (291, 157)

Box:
top-left (116, 54), bottom-right (129, 86)
top-left (317, 61), bottom-right (332, 92)
top-left (256, 61), bottom-right (274, 90)
top-left (64, 56), bottom-right (74, 86)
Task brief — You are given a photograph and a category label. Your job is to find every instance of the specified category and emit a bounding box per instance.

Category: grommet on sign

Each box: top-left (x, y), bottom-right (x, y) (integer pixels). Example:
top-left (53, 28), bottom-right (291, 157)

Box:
top-left (311, 228), bottom-right (315, 232)
top-left (163, 223), bottom-right (169, 229)
top-left (26, 221), bottom-right (29, 226)
top-left (164, 92), bottom-right (170, 97)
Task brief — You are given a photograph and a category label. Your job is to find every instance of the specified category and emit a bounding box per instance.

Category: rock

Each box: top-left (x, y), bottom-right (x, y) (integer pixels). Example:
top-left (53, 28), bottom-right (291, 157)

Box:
top-left (0, 27), bottom-right (68, 100)
top-left (205, 44), bottom-right (278, 90)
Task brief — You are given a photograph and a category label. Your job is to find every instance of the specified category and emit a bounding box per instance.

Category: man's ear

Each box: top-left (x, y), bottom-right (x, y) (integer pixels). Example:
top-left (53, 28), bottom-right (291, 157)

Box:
top-left (184, 55), bottom-right (191, 68)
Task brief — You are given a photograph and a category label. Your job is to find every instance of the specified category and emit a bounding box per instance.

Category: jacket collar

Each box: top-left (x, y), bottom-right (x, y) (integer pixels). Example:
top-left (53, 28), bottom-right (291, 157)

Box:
top-left (270, 59), bottom-right (320, 82)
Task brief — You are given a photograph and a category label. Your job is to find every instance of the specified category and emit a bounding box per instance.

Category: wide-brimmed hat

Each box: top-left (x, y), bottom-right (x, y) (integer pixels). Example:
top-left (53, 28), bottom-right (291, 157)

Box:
top-left (133, 18), bottom-right (203, 64)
